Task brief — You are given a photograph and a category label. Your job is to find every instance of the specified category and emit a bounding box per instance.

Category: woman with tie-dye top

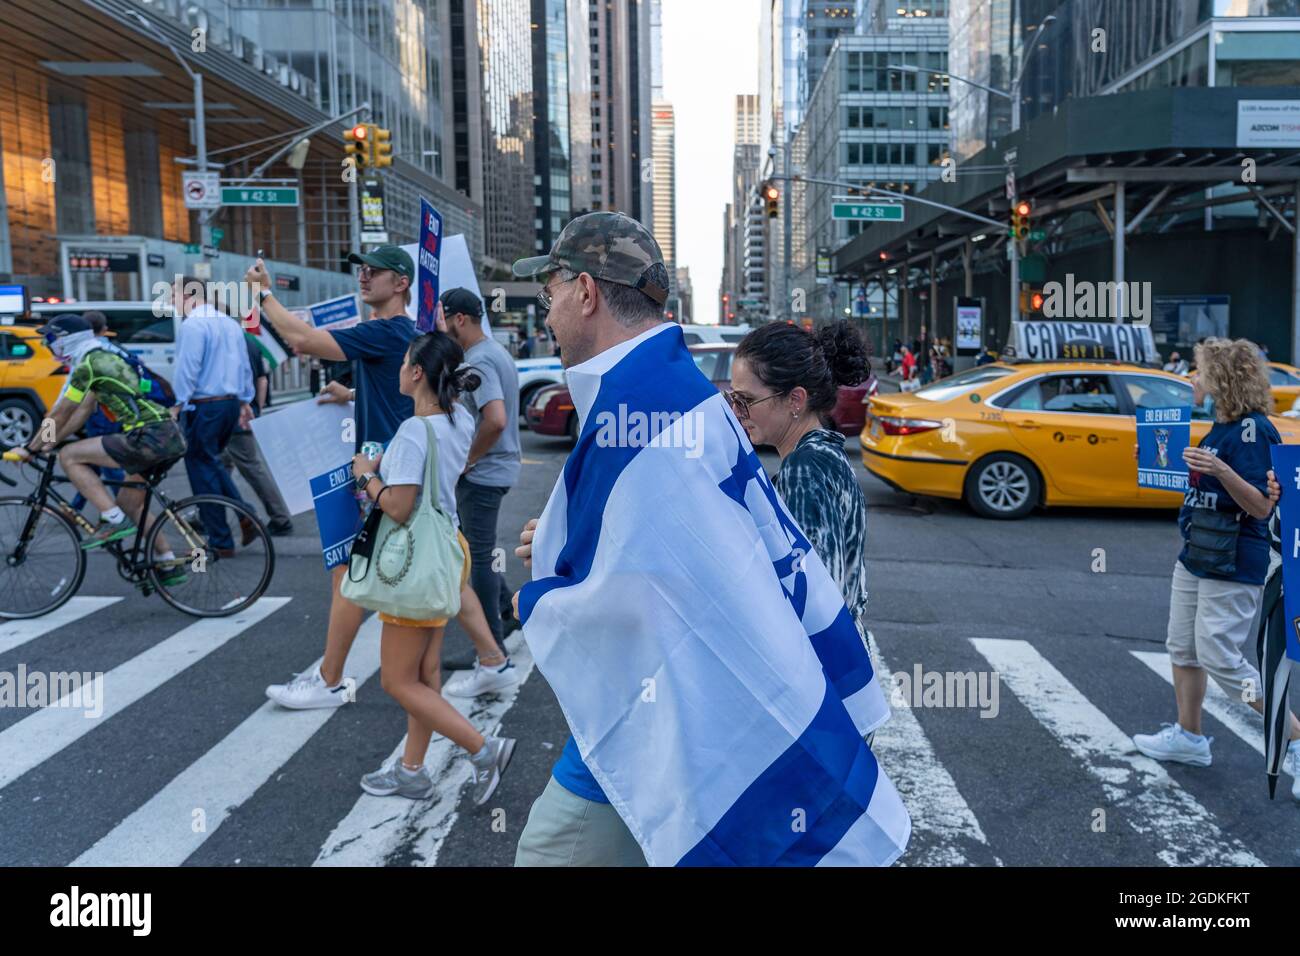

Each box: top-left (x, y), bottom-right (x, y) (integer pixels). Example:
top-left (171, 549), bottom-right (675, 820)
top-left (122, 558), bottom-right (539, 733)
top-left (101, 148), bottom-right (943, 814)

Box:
top-left (727, 321), bottom-right (872, 634)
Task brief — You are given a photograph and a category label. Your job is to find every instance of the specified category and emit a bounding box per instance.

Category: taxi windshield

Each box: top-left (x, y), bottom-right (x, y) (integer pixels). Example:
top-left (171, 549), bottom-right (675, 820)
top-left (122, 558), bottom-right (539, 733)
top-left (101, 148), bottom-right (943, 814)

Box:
top-left (915, 365), bottom-right (1015, 403)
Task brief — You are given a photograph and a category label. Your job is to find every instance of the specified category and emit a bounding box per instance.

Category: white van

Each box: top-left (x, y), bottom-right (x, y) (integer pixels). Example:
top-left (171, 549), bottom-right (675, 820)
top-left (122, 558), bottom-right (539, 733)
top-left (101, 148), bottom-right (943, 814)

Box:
top-left (31, 301), bottom-right (182, 382)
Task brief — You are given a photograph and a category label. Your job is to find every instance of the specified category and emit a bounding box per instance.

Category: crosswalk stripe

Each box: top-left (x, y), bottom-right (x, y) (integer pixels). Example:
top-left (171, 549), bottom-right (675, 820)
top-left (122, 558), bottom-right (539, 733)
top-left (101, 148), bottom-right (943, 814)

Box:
top-left (315, 633), bottom-right (537, 867)
top-left (1130, 651), bottom-right (1265, 757)
top-left (0, 598), bottom-right (291, 792)
top-left (70, 615), bottom-right (384, 867)
top-left (867, 635), bottom-right (1001, 867)
top-left (971, 638), bottom-right (1264, 867)
top-left (0, 597), bottom-right (122, 656)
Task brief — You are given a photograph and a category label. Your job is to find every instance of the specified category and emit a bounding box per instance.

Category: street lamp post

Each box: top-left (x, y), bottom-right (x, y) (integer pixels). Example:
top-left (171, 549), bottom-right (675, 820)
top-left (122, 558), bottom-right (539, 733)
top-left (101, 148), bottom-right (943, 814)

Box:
top-left (887, 13), bottom-right (1055, 329)
top-left (133, 13), bottom-right (213, 248)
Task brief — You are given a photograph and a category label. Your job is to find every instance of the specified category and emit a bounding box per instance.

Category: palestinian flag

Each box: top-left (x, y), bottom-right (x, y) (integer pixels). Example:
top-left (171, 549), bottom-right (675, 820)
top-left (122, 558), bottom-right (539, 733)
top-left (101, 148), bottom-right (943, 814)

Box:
top-left (243, 306), bottom-right (291, 368)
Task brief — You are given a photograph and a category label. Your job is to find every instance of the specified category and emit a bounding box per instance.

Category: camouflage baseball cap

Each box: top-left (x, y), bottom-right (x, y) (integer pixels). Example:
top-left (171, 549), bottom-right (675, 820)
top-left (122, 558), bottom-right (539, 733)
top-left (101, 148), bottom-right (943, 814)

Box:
top-left (512, 211), bottom-right (668, 306)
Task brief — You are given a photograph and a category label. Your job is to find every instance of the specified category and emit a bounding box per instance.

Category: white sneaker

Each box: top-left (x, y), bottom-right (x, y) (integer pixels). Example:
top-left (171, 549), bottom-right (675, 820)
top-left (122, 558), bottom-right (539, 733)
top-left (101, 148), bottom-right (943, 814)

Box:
top-left (443, 658), bottom-right (519, 698)
top-left (1285, 740), bottom-right (1300, 802)
top-left (1132, 722), bottom-right (1213, 767)
top-left (266, 667), bottom-right (350, 710)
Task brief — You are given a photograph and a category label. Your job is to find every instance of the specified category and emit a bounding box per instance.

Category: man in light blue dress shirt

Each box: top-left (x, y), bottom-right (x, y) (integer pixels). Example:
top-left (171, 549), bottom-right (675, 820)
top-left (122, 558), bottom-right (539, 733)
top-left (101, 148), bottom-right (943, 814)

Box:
top-left (169, 279), bottom-right (255, 555)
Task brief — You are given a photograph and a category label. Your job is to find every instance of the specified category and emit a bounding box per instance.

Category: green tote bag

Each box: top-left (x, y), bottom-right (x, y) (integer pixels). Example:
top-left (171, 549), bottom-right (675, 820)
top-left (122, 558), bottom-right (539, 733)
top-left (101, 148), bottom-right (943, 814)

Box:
top-left (341, 417), bottom-right (465, 621)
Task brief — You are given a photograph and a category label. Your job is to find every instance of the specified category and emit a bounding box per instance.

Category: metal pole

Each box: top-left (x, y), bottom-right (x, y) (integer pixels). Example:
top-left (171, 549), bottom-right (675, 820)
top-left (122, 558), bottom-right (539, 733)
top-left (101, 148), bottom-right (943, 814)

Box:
top-left (1009, 226), bottom-right (1020, 327)
top-left (930, 251), bottom-right (938, 345)
top-left (1292, 182), bottom-right (1300, 362)
top-left (784, 138), bottom-right (792, 320)
top-left (348, 174), bottom-right (361, 256)
top-left (297, 170), bottom-right (308, 267)
top-left (194, 72), bottom-right (212, 247)
top-left (1113, 181), bottom-right (1126, 323)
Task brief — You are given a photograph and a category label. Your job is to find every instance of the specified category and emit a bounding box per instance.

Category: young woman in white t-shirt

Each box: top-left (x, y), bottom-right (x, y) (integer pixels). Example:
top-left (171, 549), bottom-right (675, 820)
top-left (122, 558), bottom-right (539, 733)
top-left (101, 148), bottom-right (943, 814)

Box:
top-left (349, 332), bottom-right (516, 804)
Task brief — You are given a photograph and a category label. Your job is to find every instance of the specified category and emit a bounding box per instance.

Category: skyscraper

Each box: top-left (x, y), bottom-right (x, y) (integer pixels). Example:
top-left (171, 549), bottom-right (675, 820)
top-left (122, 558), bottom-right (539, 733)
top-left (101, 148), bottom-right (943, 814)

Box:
top-left (587, 0), bottom-right (654, 226)
top-left (651, 103), bottom-right (677, 310)
top-left (720, 94), bottom-right (765, 324)
top-left (533, 0), bottom-right (574, 252)
top-left (474, 0), bottom-right (535, 272)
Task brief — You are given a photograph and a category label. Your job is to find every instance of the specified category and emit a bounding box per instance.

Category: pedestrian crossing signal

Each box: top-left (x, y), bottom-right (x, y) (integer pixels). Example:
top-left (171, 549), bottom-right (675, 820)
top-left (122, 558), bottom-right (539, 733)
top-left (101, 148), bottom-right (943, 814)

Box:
top-left (1020, 287), bottom-right (1045, 313)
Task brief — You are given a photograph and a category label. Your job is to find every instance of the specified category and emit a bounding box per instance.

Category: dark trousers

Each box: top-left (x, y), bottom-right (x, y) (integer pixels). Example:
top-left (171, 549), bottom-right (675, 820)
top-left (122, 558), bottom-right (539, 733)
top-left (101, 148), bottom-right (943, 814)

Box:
top-left (456, 476), bottom-right (510, 646)
top-left (183, 399), bottom-right (246, 550)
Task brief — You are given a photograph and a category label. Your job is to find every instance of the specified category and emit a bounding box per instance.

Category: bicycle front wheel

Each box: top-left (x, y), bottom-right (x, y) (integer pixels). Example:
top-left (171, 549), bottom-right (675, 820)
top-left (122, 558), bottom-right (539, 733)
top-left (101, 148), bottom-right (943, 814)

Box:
top-left (147, 495), bottom-right (275, 617)
top-left (0, 497), bottom-right (86, 619)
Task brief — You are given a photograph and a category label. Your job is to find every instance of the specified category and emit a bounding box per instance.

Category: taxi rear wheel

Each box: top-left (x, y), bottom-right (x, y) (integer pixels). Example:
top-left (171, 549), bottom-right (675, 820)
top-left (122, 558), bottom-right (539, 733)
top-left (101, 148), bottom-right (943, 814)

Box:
top-left (965, 453), bottom-right (1040, 520)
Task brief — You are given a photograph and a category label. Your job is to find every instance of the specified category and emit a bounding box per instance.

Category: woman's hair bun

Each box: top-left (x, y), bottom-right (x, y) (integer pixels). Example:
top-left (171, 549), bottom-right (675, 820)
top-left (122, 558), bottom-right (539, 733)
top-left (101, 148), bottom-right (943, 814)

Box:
top-left (815, 321), bottom-right (871, 389)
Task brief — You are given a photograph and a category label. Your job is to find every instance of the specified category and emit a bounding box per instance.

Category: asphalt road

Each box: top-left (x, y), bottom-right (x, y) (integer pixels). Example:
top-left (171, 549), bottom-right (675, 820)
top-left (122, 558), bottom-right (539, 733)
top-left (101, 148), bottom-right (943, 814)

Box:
top-left (0, 421), bottom-right (1296, 866)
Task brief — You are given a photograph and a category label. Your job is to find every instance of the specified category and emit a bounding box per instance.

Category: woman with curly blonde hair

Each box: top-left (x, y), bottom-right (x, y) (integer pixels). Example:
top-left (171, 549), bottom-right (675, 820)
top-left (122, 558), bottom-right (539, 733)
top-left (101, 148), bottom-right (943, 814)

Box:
top-left (1134, 339), bottom-right (1300, 797)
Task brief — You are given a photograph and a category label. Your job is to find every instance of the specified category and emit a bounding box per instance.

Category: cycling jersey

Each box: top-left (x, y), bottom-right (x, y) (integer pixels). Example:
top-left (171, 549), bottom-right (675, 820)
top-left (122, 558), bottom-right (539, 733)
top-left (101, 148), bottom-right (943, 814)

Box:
top-left (65, 348), bottom-right (169, 431)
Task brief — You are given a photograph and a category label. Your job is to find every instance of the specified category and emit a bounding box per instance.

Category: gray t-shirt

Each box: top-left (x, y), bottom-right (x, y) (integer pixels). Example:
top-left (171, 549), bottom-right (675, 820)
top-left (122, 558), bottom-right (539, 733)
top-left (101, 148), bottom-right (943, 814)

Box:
top-left (461, 336), bottom-right (521, 487)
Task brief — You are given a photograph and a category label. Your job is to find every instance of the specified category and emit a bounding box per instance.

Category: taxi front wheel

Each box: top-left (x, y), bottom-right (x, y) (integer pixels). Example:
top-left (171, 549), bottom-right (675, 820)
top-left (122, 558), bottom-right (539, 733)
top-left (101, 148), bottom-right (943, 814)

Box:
top-left (965, 453), bottom-right (1040, 520)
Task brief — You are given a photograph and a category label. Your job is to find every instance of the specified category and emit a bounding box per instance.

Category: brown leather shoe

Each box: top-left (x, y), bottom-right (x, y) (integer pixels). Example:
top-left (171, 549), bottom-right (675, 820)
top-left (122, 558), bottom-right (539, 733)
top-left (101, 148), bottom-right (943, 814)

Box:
top-left (214, 547), bottom-right (236, 559)
top-left (239, 516), bottom-right (257, 546)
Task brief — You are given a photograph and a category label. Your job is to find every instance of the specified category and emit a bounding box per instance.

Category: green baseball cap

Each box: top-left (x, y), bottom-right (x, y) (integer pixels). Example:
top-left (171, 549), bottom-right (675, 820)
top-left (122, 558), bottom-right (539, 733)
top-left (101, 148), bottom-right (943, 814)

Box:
top-left (512, 211), bottom-right (668, 305)
top-left (347, 245), bottom-right (415, 281)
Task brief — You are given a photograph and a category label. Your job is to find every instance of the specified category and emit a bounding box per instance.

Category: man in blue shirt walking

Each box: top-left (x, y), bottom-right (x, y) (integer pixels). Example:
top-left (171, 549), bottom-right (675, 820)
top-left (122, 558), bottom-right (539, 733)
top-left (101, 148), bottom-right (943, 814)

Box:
top-left (170, 280), bottom-right (255, 556)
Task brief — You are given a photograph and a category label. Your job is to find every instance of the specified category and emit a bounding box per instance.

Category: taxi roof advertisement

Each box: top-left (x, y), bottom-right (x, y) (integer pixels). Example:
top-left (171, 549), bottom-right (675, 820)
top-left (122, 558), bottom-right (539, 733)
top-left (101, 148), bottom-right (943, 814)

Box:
top-left (1011, 321), bottom-right (1157, 364)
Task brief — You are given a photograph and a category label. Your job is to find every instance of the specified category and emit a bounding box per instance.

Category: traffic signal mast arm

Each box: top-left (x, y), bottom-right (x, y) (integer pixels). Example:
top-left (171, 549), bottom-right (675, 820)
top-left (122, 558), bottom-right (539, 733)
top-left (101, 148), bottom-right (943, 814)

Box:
top-left (778, 174), bottom-right (1004, 230)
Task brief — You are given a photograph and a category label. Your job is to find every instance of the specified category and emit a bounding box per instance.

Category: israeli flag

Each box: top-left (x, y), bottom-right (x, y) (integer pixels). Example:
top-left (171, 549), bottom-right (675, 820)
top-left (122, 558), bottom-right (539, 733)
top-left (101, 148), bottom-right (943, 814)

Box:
top-left (519, 324), bottom-right (910, 866)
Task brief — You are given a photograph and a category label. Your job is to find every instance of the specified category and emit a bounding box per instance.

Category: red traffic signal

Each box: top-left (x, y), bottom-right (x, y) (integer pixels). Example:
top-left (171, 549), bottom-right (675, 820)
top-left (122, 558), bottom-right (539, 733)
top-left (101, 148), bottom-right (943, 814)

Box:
top-left (1011, 199), bottom-right (1032, 240)
top-left (351, 124), bottom-right (368, 141)
top-left (763, 183), bottom-right (780, 219)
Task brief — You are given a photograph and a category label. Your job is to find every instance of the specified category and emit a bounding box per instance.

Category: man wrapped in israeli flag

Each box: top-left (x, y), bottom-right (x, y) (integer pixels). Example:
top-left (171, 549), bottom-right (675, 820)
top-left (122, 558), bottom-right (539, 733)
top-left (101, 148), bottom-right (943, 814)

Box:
top-left (510, 213), bottom-right (910, 867)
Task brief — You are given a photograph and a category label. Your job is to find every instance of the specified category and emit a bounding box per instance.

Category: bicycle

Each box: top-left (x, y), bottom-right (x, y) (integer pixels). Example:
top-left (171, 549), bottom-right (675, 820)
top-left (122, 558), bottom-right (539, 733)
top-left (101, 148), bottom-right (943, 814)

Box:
top-left (0, 447), bottom-right (274, 619)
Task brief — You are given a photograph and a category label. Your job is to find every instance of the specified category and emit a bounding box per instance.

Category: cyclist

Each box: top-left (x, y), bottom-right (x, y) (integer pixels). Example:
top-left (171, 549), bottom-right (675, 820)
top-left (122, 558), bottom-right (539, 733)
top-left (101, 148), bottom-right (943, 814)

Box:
top-left (14, 315), bottom-right (188, 563)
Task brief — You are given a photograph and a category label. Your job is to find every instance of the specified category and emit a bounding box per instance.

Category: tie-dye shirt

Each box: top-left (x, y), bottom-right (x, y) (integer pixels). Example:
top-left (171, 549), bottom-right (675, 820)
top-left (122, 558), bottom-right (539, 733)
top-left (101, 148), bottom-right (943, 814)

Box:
top-left (773, 428), bottom-right (869, 630)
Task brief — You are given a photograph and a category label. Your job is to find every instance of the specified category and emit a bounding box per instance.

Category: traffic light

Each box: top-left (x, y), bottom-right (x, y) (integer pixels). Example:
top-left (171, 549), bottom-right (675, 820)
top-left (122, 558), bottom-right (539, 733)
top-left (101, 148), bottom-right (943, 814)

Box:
top-left (344, 123), bottom-right (370, 169)
top-left (764, 182), bottom-right (780, 219)
top-left (371, 126), bottom-right (393, 168)
top-left (1011, 198), bottom-right (1032, 241)
top-left (1019, 287), bottom-right (1045, 314)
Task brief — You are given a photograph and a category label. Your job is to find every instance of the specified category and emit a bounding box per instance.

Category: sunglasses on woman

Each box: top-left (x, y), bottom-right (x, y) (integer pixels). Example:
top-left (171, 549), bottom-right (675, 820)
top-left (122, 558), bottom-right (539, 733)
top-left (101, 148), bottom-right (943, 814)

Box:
top-left (724, 389), bottom-right (783, 420)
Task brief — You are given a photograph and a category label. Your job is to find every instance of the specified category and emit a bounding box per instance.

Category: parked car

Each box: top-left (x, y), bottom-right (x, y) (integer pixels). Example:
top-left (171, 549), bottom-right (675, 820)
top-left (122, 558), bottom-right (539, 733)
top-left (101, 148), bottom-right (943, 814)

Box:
top-left (680, 323), bottom-right (749, 346)
top-left (828, 372), bottom-right (879, 436)
top-left (528, 343), bottom-right (736, 442)
top-left (0, 324), bottom-right (65, 449)
top-left (516, 355), bottom-right (565, 421)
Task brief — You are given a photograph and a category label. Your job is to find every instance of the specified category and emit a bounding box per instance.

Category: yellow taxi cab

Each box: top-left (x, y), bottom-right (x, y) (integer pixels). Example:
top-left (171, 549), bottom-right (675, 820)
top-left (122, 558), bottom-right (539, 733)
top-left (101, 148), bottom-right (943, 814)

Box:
top-left (862, 360), bottom-right (1300, 519)
top-left (1265, 361), bottom-right (1300, 414)
top-left (0, 324), bottom-right (65, 450)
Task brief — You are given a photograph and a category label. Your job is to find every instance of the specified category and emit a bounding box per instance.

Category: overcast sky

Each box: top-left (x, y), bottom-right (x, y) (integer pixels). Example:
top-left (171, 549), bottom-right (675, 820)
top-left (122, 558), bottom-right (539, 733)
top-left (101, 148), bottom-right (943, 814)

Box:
top-left (660, 0), bottom-right (761, 325)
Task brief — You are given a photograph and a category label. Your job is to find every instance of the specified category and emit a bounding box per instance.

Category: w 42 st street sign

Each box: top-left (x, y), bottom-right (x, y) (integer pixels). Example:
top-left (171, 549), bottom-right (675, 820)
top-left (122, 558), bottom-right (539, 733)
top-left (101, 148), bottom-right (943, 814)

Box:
top-left (832, 202), bottom-right (904, 222)
top-left (220, 186), bottom-right (300, 207)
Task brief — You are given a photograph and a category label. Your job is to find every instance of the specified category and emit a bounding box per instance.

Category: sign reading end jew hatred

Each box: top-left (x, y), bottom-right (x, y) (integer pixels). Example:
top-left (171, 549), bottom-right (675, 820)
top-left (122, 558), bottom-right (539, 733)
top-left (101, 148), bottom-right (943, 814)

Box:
top-left (1269, 443), bottom-right (1300, 663)
top-left (1136, 406), bottom-right (1191, 492)
top-left (416, 198), bottom-right (443, 333)
top-left (1011, 321), bottom-right (1157, 364)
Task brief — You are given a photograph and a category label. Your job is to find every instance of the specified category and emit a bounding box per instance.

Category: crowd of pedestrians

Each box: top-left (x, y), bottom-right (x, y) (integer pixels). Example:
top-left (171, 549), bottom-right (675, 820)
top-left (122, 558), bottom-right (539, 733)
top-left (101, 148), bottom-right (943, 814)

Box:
top-left (32, 200), bottom-right (1300, 868)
